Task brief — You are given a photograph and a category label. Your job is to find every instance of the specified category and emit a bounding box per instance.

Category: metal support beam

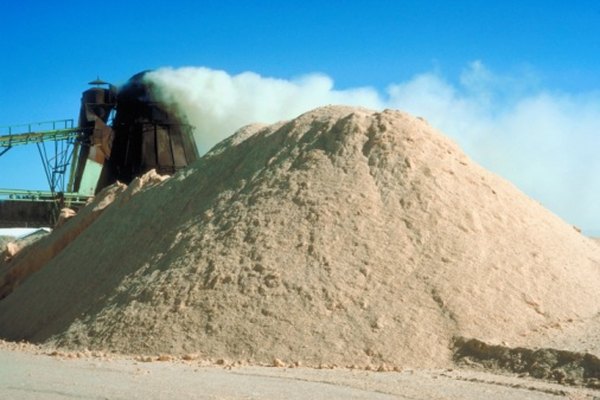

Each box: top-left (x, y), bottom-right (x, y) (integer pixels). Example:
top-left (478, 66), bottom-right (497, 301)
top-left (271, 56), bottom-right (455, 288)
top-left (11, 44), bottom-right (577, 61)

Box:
top-left (0, 189), bottom-right (91, 205)
top-left (0, 127), bottom-right (82, 149)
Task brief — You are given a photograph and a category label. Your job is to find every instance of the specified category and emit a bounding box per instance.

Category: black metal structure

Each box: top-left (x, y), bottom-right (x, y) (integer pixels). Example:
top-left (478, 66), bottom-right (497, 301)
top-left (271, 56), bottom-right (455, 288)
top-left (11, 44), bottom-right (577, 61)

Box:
top-left (0, 71), bottom-right (200, 227)
top-left (97, 72), bottom-right (199, 190)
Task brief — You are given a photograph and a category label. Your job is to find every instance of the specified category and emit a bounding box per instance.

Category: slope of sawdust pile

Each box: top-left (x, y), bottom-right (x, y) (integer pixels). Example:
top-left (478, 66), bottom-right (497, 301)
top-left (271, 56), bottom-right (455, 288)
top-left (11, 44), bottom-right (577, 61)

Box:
top-left (0, 106), bottom-right (599, 369)
top-left (0, 184), bottom-right (126, 300)
top-left (0, 236), bottom-right (13, 248)
top-left (1, 231), bottom-right (49, 264)
top-left (0, 237), bottom-right (13, 259)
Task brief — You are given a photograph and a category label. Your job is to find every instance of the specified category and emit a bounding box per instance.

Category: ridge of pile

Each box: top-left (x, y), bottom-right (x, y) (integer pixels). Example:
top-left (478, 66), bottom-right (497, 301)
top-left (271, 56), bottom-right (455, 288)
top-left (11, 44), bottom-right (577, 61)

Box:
top-left (0, 106), bottom-right (598, 368)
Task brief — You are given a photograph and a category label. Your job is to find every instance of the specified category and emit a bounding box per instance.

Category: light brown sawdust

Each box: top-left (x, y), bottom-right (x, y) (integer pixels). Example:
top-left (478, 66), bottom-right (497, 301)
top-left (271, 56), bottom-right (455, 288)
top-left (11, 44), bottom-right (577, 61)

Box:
top-left (0, 106), bottom-right (598, 371)
top-left (0, 182), bottom-right (127, 300)
top-left (0, 236), bottom-right (13, 251)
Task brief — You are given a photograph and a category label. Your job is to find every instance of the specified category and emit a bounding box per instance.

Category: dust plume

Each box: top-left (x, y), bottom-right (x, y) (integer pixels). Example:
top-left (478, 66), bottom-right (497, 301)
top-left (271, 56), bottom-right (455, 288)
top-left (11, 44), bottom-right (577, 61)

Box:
top-left (144, 67), bottom-right (382, 154)
top-left (145, 64), bottom-right (600, 234)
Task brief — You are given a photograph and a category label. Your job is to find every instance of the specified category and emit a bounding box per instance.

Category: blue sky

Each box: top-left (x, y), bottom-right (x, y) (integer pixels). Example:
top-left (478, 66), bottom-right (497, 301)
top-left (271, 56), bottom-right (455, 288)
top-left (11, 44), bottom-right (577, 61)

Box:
top-left (1, 1), bottom-right (600, 234)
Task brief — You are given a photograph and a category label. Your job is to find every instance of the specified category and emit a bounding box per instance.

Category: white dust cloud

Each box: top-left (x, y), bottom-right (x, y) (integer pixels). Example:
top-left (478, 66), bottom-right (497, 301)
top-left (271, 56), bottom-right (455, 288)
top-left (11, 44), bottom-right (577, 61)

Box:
top-left (145, 67), bottom-right (381, 154)
top-left (145, 64), bottom-right (600, 235)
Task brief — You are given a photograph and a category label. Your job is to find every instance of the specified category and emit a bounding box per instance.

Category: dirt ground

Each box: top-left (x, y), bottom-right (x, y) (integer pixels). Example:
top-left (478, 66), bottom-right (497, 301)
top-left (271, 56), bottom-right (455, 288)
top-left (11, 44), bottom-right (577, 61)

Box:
top-left (1, 348), bottom-right (598, 400)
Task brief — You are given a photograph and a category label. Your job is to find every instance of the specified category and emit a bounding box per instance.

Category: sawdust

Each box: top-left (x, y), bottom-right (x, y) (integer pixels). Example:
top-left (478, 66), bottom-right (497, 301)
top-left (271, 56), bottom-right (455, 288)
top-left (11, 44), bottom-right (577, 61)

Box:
top-left (55, 207), bottom-right (77, 228)
top-left (0, 106), bottom-right (599, 372)
top-left (0, 236), bottom-right (13, 250)
top-left (1, 231), bottom-right (49, 263)
top-left (1, 241), bottom-right (19, 262)
top-left (453, 337), bottom-right (600, 389)
top-left (0, 184), bottom-right (126, 299)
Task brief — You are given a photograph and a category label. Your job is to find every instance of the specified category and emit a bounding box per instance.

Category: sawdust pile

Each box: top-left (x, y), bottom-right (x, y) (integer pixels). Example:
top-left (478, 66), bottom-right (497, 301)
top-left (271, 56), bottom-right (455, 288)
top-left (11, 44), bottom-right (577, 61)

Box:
top-left (453, 338), bottom-right (600, 388)
top-left (0, 106), bottom-right (598, 369)
top-left (0, 185), bottom-right (125, 300)
top-left (0, 236), bottom-right (12, 249)
top-left (1, 231), bottom-right (49, 263)
top-left (0, 237), bottom-right (15, 260)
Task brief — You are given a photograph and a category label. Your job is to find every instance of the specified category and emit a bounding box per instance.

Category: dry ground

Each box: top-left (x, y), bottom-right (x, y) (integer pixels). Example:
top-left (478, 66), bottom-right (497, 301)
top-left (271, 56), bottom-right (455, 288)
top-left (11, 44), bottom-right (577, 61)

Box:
top-left (1, 347), bottom-right (598, 400)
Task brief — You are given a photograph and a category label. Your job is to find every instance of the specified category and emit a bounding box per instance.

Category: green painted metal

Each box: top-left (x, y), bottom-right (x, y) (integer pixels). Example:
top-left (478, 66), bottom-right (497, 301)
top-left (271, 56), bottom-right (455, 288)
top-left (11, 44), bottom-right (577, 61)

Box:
top-left (0, 127), bottom-right (82, 148)
top-left (66, 141), bottom-right (82, 193)
top-left (0, 120), bottom-right (95, 227)
top-left (0, 119), bottom-right (82, 159)
top-left (0, 119), bottom-right (89, 200)
top-left (0, 189), bottom-right (91, 205)
top-left (77, 160), bottom-right (103, 196)
top-left (0, 119), bottom-right (75, 134)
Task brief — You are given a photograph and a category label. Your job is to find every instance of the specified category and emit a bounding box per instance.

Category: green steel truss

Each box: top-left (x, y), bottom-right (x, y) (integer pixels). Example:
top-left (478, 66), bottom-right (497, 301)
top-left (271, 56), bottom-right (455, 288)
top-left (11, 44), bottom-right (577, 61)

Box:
top-left (0, 119), bottom-right (83, 156)
top-left (0, 119), bottom-right (92, 218)
top-left (0, 189), bottom-right (91, 206)
top-left (0, 128), bottom-right (82, 151)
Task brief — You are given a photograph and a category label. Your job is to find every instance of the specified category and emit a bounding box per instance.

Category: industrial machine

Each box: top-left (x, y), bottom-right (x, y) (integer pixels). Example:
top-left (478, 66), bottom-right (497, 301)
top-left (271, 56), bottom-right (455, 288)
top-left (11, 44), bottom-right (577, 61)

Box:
top-left (0, 72), bottom-right (199, 227)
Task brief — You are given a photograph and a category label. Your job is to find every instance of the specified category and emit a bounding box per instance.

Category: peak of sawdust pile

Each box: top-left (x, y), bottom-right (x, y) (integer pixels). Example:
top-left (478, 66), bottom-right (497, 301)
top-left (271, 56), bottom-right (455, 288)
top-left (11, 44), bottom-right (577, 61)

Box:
top-left (0, 106), bottom-right (599, 368)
